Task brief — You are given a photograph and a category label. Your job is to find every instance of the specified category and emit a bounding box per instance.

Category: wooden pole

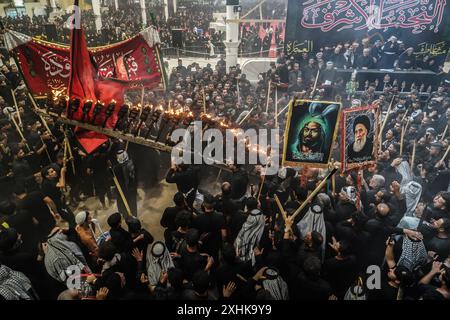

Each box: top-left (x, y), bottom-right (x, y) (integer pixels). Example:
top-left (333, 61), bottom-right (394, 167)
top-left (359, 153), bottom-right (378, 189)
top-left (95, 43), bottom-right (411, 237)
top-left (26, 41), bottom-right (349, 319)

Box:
top-left (28, 93), bottom-right (54, 135)
top-left (440, 124), bottom-right (448, 142)
top-left (238, 108), bottom-right (255, 125)
top-left (63, 131), bottom-right (76, 174)
top-left (291, 168), bottom-right (338, 220)
top-left (378, 95), bottom-right (396, 146)
top-left (109, 167), bottom-right (133, 217)
top-left (275, 86), bottom-right (278, 128)
top-left (256, 161), bottom-right (269, 202)
top-left (202, 87), bottom-right (207, 114)
top-left (277, 103), bottom-right (290, 118)
top-left (40, 136), bottom-right (52, 163)
top-left (400, 119), bottom-right (411, 156)
top-left (410, 140), bottom-right (416, 170)
top-left (330, 159), bottom-right (336, 195)
top-left (236, 79), bottom-right (241, 105)
top-left (265, 80), bottom-right (271, 113)
top-left (10, 115), bottom-right (30, 152)
top-left (310, 69), bottom-right (320, 99)
top-left (274, 194), bottom-right (288, 222)
top-left (400, 124), bottom-right (406, 156)
top-left (140, 87), bottom-right (145, 106)
top-left (440, 145), bottom-right (450, 163)
top-left (11, 89), bottom-right (22, 127)
top-left (356, 169), bottom-right (362, 211)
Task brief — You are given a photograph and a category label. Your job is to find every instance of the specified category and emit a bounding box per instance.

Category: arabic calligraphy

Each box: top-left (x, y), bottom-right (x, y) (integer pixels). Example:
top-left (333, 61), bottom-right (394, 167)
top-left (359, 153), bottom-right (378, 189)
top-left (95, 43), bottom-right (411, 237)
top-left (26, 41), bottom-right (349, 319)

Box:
top-left (41, 52), bottom-right (71, 79)
top-left (94, 49), bottom-right (135, 78)
top-left (301, 0), bottom-right (446, 34)
top-left (286, 40), bottom-right (313, 55)
top-left (415, 41), bottom-right (447, 56)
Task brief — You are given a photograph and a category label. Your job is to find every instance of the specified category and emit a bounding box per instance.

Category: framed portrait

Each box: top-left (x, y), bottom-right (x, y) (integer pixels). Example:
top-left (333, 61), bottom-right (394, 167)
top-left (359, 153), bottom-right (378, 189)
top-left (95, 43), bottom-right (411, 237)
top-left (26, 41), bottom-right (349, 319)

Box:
top-left (282, 100), bottom-right (341, 168)
top-left (341, 105), bottom-right (379, 172)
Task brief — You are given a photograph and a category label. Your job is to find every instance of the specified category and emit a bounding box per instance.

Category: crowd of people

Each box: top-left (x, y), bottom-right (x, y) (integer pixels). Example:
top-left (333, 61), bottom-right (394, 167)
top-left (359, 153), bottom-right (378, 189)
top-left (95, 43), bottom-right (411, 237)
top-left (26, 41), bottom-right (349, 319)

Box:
top-left (0, 1), bottom-right (286, 58)
top-left (0, 35), bottom-right (450, 299)
top-left (295, 35), bottom-right (446, 73)
top-left (0, 1), bottom-right (450, 302)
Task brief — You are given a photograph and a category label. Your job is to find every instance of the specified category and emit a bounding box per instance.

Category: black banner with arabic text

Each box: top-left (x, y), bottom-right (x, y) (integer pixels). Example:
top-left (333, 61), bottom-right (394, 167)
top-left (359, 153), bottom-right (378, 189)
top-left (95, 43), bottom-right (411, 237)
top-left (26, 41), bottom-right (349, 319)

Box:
top-left (285, 0), bottom-right (450, 62)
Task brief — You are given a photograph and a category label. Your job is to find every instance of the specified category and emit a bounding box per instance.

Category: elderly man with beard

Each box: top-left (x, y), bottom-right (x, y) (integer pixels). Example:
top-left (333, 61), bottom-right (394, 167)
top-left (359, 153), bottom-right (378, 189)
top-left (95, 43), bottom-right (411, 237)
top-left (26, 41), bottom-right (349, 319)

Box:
top-left (347, 115), bottom-right (374, 163)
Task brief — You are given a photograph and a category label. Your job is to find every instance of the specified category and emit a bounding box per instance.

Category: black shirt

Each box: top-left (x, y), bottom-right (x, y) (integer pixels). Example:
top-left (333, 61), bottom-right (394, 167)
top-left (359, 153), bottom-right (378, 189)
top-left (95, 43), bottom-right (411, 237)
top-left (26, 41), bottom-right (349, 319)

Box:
top-left (192, 211), bottom-right (226, 257)
top-left (178, 248), bottom-right (207, 281)
top-left (323, 255), bottom-right (358, 297)
top-left (426, 236), bottom-right (450, 261)
top-left (16, 190), bottom-right (55, 237)
top-left (41, 179), bottom-right (63, 211)
top-left (368, 277), bottom-right (399, 300)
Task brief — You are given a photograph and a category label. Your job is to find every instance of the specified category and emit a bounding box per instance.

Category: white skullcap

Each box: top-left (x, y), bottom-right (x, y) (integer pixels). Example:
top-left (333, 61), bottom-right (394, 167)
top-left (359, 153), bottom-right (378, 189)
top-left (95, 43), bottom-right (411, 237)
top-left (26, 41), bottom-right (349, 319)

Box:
top-left (75, 211), bottom-right (88, 225)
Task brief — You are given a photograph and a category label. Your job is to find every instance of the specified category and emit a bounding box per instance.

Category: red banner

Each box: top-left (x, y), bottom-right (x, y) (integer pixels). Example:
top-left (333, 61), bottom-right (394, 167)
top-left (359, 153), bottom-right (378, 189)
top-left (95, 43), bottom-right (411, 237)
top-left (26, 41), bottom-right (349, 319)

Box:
top-left (7, 28), bottom-right (165, 97)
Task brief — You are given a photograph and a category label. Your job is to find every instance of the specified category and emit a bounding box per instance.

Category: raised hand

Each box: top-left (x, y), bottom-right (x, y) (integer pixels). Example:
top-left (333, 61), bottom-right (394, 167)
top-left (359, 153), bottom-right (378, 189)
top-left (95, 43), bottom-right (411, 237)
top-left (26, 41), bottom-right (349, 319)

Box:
top-left (223, 282), bottom-right (236, 298)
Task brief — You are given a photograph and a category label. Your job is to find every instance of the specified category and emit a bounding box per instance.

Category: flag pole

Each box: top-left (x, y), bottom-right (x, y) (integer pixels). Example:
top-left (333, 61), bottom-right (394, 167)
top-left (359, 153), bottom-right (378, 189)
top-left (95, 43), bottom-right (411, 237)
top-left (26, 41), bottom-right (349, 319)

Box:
top-left (11, 89), bottom-right (22, 127)
top-left (378, 95), bottom-right (396, 146)
top-left (410, 140), bottom-right (416, 170)
top-left (265, 80), bottom-right (271, 113)
top-left (109, 167), bottom-right (133, 217)
top-left (10, 114), bottom-right (31, 152)
top-left (291, 168), bottom-right (338, 220)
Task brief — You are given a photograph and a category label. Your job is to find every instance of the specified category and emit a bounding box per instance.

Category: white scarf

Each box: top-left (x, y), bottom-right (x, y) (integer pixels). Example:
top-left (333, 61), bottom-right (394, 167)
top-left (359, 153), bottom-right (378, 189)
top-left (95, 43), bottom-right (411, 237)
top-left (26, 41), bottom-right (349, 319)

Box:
top-left (234, 209), bottom-right (265, 265)
top-left (401, 181), bottom-right (422, 217)
top-left (297, 205), bottom-right (326, 261)
top-left (0, 265), bottom-right (35, 300)
top-left (146, 242), bottom-right (174, 286)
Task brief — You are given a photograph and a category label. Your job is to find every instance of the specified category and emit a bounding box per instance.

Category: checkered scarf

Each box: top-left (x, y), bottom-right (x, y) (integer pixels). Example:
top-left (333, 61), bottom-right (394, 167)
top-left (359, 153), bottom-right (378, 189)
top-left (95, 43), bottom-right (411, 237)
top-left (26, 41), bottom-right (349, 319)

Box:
top-left (397, 236), bottom-right (427, 271)
top-left (0, 265), bottom-right (35, 300)
top-left (44, 233), bottom-right (90, 283)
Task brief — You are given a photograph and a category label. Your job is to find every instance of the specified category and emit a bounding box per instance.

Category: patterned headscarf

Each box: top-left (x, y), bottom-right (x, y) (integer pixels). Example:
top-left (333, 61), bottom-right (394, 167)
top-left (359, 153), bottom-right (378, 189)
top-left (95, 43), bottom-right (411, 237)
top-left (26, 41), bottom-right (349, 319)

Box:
top-left (262, 268), bottom-right (289, 300)
top-left (397, 236), bottom-right (427, 271)
top-left (234, 209), bottom-right (265, 265)
top-left (0, 264), bottom-right (35, 300)
top-left (146, 241), bottom-right (174, 286)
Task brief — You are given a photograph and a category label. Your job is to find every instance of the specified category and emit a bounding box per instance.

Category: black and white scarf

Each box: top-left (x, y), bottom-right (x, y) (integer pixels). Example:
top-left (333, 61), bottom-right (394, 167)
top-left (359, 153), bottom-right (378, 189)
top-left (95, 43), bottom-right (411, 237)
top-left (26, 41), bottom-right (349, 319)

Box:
top-left (397, 236), bottom-right (427, 271)
top-left (146, 242), bottom-right (174, 286)
top-left (0, 265), bottom-right (35, 300)
top-left (234, 209), bottom-right (265, 265)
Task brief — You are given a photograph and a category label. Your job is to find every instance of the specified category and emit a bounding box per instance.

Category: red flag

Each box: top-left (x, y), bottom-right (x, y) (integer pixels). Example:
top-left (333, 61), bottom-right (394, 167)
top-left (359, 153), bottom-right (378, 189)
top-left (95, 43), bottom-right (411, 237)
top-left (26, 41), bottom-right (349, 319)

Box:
top-left (67, 17), bottom-right (108, 153)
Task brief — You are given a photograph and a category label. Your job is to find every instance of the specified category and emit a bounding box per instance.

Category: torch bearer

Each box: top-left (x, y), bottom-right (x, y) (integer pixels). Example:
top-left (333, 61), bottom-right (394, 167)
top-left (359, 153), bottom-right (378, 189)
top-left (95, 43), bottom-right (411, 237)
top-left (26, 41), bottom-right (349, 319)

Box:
top-left (135, 105), bottom-right (152, 137)
top-left (165, 109), bottom-right (184, 144)
top-left (114, 104), bottom-right (129, 131)
top-left (81, 100), bottom-right (93, 123)
top-left (68, 98), bottom-right (81, 119)
top-left (125, 106), bottom-right (140, 134)
top-left (155, 109), bottom-right (172, 142)
top-left (102, 100), bottom-right (116, 128)
top-left (91, 101), bottom-right (104, 125)
top-left (56, 96), bottom-right (68, 116)
top-left (45, 93), bottom-right (54, 113)
top-left (144, 106), bottom-right (163, 139)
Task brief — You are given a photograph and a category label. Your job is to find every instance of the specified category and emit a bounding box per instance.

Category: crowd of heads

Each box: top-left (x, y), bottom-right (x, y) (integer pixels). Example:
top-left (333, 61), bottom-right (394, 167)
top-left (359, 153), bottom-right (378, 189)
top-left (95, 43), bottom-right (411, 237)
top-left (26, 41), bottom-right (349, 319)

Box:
top-left (0, 1), bottom-right (287, 58)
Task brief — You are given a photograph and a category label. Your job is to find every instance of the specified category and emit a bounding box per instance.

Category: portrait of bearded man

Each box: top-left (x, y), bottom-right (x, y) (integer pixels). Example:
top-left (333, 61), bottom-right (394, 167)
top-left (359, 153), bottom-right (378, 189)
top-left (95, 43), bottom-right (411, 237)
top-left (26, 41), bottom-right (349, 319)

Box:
top-left (285, 101), bottom-right (340, 165)
top-left (347, 114), bottom-right (374, 163)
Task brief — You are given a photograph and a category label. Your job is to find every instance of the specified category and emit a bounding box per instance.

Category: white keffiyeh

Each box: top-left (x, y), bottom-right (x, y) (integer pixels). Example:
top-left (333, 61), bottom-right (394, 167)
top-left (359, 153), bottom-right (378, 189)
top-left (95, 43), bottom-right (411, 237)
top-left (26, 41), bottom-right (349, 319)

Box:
top-left (401, 181), bottom-right (422, 217)
top-left (0, 265), bottom-right (35, 300)
top-left (297, 205), bottom-right (326, 260)
top-left (262, 269), bottom-right (289, 300)
top-left (146, 242), bottom-right (174, 286)
top-left (234, 209), bottom-right (265, 265)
